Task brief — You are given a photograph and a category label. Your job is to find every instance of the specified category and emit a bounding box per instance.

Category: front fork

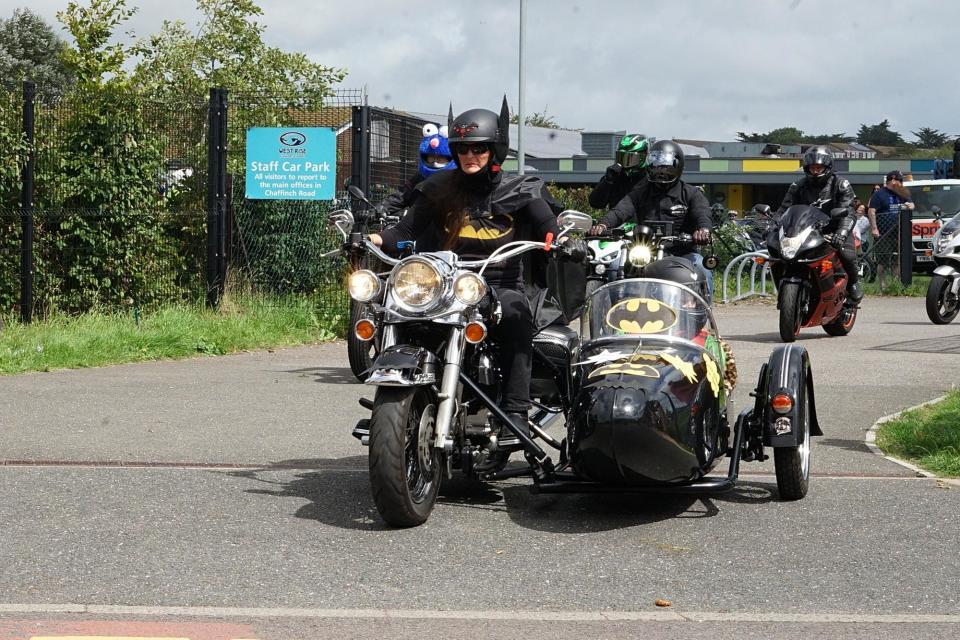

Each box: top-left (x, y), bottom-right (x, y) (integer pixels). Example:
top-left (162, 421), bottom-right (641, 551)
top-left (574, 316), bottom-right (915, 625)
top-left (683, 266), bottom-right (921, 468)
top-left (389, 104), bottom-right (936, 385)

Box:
top-left (433, 327), bottom-right (465, 452)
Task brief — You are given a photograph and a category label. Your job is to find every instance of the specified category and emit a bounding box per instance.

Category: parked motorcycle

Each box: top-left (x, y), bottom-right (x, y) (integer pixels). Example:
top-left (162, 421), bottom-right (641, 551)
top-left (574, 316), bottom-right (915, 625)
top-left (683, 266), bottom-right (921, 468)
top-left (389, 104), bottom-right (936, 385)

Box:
top-left (925, 210), bottom-right (960, 324)
top-left (330, 208), bottom-right (819, 527)
top-left (765, 203), bottom-right (858, 342)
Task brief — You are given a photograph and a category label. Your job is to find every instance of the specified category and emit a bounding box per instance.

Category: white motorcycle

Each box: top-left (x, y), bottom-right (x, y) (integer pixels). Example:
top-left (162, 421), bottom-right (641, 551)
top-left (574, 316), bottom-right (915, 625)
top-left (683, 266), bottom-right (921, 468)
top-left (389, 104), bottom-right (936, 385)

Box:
top-left (926, 209), bottom-right (960, 324)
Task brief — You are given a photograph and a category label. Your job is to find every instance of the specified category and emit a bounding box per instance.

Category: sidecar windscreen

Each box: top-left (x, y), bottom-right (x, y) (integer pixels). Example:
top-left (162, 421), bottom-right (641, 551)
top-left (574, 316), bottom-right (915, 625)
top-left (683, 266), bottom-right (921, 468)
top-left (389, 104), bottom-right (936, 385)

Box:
top-left (583, 280), bottom-right (717, 343)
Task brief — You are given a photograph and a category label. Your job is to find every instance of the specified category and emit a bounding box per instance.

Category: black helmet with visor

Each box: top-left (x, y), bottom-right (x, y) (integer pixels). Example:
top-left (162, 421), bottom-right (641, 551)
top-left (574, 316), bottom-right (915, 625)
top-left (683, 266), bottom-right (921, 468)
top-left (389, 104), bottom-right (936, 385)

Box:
top-left (646, 140), bottom-right (685, 185)
top-left (802, 145), bottom-right (834, 186)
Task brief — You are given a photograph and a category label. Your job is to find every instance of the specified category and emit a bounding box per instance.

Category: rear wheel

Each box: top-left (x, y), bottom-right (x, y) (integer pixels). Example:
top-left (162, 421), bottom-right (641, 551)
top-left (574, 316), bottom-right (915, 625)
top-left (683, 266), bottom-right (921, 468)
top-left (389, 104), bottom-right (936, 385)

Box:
top-left (778, 282), bottom-right (803, 342)
top-left (774, 378), bottom-right (811, 500)
top-left (368, 387), bottom-right (441, 527)
top-left (926, 274), bottom-right (960, 324)
top-left (823, 304), bottom-right (857, 336)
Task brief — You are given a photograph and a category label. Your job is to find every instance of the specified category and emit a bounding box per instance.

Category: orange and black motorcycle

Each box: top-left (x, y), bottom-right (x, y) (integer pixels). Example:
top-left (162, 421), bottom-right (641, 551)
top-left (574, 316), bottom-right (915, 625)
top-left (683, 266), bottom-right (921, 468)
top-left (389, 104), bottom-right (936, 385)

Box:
top-left (766, 203), bottom-right (858, 342)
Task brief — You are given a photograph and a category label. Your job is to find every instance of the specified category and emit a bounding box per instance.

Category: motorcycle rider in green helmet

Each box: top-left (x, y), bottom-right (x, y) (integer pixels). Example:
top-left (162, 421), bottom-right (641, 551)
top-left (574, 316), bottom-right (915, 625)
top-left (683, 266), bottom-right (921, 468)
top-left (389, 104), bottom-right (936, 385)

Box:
top-left (589, 133), bottom-right (648, 209)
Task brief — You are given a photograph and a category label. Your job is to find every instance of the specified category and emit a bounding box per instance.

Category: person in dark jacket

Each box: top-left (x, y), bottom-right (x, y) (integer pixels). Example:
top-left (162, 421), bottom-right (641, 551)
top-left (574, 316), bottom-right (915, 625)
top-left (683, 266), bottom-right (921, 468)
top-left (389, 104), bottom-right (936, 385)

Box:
top-left (370, 97), bottom-right (581, 443)
top-left (776, 145), bottom-right (861, 302)
top-left (588, 139), bottom-right (714, 300)
top-left (588, 133), bottom-right (648, 209)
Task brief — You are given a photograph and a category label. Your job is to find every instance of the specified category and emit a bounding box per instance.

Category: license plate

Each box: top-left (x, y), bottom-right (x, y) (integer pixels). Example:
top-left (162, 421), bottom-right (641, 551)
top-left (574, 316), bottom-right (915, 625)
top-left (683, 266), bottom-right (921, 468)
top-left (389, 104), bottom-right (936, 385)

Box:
top-left (916, 255), bottom-right (934, 262)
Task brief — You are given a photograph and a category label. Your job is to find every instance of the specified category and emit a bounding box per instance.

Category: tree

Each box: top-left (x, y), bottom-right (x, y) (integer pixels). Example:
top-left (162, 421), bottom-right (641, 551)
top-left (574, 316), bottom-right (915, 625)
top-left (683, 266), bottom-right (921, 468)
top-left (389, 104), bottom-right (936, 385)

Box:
top-left (736, 127), bottom-right (853, 144)
top-left (856, 119), bottom-right (905, 146)
top-left (911, 127), bottom-right (951, 149)
top-left (0, 8), bottom-right (74, 96)
top-left (510, 106), bottom-right (560, 129)
top-left (131, 0), bottom-right (345, 101)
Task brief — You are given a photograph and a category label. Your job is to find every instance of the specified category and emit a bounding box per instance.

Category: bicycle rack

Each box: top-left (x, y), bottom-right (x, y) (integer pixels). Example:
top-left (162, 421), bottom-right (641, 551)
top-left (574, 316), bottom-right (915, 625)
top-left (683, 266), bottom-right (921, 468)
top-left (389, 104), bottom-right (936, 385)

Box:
top-left (721, 250), bottom-right (776, 304)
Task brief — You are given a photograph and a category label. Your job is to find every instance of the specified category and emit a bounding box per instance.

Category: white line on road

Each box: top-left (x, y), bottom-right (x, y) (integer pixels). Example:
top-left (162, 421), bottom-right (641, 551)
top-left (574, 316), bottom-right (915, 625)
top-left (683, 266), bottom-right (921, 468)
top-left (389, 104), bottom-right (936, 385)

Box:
top-left (1, 604), bottom-right (960, 624)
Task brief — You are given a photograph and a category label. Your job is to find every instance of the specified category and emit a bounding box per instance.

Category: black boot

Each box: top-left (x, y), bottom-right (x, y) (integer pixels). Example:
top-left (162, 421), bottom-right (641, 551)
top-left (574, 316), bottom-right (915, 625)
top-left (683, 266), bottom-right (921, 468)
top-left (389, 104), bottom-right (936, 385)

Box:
top-left (497, 412), bottom-right (530, 447)
top-left (847, 280), bottom-right (863, 303)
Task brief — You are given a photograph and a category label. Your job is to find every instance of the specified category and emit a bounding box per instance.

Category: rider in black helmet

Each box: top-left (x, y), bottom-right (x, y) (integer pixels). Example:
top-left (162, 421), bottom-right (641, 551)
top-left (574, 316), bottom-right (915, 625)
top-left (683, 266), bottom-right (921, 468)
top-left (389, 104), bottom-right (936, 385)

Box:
top-left (776, 145), bottom-right (861, 303)
top-left (588, 139), bottom-right (714, 299)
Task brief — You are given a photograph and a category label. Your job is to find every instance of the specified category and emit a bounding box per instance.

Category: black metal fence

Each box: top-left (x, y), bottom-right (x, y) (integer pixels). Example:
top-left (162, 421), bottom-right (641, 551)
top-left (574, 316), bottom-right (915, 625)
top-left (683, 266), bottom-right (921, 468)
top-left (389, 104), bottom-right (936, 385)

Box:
top-left (1, 83), bottom-right (442, 326)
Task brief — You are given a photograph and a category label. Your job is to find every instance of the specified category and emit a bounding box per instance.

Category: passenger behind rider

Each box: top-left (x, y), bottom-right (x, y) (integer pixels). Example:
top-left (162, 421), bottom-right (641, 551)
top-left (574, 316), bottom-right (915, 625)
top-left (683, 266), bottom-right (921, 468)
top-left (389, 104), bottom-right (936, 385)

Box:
top-left (775, 145), bottom-right (862, 303)
top-left (368, 98), bottom-right (585, 443)
top-left (587, 140), bottom-right (714, 301)
top-left (588, 133), bottom-right (649, 210)
top-left (380, 123), bottom-right (457, 215)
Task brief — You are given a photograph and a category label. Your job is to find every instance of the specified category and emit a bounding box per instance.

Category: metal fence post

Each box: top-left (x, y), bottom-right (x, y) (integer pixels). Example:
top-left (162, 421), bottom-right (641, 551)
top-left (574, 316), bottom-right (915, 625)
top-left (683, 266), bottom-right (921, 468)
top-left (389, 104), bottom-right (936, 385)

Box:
top-left (20, 81), bottom-right (35, 324)
top-left (899, 210), bottom-right (912, 286)
top-left (206, 87), bottom-right (228, 307)
top-left (351, 105), bottom-right (370, 197)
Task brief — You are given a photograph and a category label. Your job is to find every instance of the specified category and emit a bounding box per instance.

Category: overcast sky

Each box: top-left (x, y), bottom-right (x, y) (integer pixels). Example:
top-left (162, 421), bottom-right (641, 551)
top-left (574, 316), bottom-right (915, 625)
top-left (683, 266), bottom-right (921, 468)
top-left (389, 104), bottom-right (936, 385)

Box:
top-left (7, 0), bottom-right (956, 141)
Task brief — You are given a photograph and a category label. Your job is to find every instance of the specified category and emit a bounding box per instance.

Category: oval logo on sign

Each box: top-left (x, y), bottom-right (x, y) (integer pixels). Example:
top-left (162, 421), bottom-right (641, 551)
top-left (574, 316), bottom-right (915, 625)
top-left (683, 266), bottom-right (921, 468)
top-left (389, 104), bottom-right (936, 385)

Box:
top-left (279, 131), bottom-right (307, 147)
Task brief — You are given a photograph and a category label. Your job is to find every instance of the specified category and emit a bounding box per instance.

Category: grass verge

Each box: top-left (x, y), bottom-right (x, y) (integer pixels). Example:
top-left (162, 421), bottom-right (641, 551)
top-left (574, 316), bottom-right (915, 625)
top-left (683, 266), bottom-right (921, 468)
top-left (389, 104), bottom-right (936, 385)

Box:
top-left (875, 391), bottom-right (960, 477)
top-left (0, 296), bottom-right (345, 375)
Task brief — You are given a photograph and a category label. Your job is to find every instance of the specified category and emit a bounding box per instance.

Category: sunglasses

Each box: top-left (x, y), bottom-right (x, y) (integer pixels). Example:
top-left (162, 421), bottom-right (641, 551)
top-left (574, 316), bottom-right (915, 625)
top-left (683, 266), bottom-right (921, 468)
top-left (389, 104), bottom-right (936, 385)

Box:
top-left (455, 144), bottom-right (490, 156)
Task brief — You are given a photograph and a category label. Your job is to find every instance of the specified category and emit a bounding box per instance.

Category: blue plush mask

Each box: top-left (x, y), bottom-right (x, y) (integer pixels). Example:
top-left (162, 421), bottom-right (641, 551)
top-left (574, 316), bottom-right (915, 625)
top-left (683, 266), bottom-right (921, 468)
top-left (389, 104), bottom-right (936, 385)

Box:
top-left (418, 124), bottom-right (457, 177)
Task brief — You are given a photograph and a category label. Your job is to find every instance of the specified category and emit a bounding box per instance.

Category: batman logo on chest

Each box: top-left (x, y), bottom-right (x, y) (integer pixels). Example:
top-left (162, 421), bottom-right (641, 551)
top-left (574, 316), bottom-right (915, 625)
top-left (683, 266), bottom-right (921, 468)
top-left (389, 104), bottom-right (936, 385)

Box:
top-left (458, 212), bottom-right (515, 241)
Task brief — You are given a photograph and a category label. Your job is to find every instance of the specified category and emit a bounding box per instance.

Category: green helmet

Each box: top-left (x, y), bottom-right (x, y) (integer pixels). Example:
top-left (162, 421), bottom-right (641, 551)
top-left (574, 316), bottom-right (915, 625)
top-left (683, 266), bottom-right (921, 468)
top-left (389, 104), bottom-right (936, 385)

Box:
top-left (616, 134), bottom-right (648, 174)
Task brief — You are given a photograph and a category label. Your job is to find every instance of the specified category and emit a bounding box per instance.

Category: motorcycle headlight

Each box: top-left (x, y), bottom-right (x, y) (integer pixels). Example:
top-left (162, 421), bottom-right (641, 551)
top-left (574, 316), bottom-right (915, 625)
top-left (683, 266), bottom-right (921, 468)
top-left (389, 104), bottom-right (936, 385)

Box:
top-left (628, 243), bottom-right (653, 267)
top-left (392, 259), bottom-right (442, 310)
top-left (453, 271), bottom-right (487, 306)
top-left (348, 269), bottom-right (380, 302)
top-left (779, 228), bottom-right (803, 259)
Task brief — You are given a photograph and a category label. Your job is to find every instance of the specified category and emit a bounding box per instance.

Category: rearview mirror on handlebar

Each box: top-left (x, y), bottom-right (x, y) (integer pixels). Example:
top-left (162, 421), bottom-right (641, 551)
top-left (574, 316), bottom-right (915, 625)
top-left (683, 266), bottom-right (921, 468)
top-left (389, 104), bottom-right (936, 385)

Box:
top-left (328, 209), bottom-right (354, 240)
top-left (557, 210), bottom-right (593, 233)
top-left (348, 185), bottom-right (373, 207)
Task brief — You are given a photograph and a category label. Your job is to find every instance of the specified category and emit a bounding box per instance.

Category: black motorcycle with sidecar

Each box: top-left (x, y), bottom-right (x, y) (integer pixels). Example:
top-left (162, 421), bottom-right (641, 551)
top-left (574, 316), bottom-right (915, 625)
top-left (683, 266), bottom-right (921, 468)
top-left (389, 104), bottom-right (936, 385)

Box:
top-left (329, 208), bottom-right (821, 527)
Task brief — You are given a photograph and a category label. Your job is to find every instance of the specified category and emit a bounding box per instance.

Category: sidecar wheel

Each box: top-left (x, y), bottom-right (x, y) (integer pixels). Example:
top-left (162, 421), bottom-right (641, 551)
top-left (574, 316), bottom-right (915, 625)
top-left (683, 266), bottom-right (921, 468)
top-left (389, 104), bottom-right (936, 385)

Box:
top-left (774, 382), bottom-right (811, 500)
top-left (348, 301), bottom-right (376, 382)
top-left (778, 282), bottom-right (803, 342)
top-left (368, 387), bottom-right (441, 527)
top-left (926, 274), bottom-right (960, 324)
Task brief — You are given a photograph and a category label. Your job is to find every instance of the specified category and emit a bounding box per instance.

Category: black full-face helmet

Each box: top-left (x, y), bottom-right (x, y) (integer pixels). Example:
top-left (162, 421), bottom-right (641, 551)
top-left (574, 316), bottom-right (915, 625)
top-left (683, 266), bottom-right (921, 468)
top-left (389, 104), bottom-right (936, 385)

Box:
top-left (447, 96), bottom-right (511, 167)
top-left (646, 140), bottom-right (685, 185)
top-left (802, 145), bottom-right (834, 186)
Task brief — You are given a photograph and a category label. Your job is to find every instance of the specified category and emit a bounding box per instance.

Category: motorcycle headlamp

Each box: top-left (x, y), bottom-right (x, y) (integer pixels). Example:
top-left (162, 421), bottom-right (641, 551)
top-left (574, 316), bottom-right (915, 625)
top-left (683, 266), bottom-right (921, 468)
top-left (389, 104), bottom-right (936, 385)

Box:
top-left (453, 271), bottom-right (487, 306)
top-left (628, 243), bottom-right (653, 267)
top-left (779, 227), bottom-right (808, 260)
top-left (348, 269), bottom-right (380, 302)
top-left (392, 259), bottom-right (442, 310)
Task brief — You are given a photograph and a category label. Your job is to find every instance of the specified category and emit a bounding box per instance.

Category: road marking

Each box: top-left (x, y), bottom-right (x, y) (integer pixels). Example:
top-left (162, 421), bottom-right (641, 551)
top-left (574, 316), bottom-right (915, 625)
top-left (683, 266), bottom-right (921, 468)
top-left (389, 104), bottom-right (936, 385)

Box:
top-left (2, 604), bottom-right (960, 624)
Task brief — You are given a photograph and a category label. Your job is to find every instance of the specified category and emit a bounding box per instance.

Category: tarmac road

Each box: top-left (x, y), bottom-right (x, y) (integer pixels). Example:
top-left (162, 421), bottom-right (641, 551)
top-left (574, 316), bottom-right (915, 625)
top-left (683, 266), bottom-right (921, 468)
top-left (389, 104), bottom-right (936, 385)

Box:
top-left (1, 295), bottom-right (959, 639)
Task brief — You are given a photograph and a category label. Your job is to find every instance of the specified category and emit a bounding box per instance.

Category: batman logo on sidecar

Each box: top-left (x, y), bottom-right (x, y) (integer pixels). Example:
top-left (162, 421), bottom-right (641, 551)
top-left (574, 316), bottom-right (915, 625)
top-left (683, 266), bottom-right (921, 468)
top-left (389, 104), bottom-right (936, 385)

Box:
top-left (604, 297), bottom-right (678, 334)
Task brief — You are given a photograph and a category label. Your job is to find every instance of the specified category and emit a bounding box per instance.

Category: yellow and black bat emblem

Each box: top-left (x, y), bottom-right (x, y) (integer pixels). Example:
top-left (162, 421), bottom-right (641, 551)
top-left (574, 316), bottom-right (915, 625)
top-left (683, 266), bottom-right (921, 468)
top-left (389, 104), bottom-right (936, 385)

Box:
top-left (604, 297), bottom-right (678, 334)
top-left (458, 213), bottom-right (514, 241)
top-left (589, 354), bottom-right (659, 378)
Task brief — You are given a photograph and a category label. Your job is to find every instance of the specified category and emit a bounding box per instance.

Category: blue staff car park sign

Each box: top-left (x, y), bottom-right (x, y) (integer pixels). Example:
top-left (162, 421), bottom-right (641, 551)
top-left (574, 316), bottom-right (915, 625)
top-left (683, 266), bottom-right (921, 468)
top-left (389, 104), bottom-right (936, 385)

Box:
top-left (245, 127), bottom-right (336, 200)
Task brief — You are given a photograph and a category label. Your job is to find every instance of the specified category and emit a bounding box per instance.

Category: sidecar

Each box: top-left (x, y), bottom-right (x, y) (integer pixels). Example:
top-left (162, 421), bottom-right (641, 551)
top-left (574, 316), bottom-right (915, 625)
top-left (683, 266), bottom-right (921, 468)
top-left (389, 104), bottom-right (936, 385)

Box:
top-left (528, 278), bottom-right (821, 500)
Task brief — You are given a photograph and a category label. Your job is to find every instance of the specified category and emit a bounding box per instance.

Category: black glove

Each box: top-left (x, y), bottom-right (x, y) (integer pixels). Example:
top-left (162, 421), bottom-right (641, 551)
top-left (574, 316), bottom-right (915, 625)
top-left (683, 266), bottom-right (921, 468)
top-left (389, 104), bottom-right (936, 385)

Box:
top-left (831, 229), bottom-right (848, 250)
top-left (559, 237), bottom-right (587, 262)
top-left (604, 163), bottom-right (623, 181)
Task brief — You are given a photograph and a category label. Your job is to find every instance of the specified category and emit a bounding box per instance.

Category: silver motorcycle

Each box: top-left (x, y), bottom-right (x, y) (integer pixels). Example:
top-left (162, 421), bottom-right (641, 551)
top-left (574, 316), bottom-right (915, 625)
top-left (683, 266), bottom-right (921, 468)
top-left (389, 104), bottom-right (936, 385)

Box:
top-left (328, 208), bottom-right (592, 526)
top-left (926, 209), bottom-right (960, 324)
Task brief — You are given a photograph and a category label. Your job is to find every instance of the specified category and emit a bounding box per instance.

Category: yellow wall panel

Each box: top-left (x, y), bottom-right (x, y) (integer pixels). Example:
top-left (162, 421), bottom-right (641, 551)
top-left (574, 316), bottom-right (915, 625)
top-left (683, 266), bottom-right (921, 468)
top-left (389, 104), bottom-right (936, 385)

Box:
top-left (742, 159), bottom-right (800, 172)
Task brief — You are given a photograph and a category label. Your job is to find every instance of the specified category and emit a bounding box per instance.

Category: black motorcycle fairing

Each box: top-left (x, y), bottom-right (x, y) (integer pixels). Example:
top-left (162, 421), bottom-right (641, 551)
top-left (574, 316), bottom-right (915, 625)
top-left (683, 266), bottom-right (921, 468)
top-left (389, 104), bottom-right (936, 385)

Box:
top-left (767, 205), bottom-right (833, 262)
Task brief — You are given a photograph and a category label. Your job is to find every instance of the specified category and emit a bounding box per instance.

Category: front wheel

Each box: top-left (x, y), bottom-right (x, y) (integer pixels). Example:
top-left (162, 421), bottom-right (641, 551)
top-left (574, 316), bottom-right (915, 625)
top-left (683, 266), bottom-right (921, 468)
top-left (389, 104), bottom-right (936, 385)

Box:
top-left (368, 387), bottom-right (442, 527)
top-left (774, 378), bottom-right (811, 500)
top-left (926, 274), bottom-right (960, 324)
top-left (778, 282), bottom-right (803, 342)
top-left (348, 300), bottom-right (376, 382)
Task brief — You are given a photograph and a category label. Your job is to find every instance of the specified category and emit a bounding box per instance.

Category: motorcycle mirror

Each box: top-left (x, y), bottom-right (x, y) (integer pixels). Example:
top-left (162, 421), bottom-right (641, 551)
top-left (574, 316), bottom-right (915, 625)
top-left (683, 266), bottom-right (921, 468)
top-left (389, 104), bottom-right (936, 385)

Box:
top-left (556, 210), bottom-right (593, 232)
top-left (753, 203), bottom-right (772, 218)
top-left (932, 205), bottom-right (943, 220)
top-left (703, 255), bottom-right (719, 271)
top-left (348, 185), bottom-right (372, 206)
top-left (327, 209), bottom-right (355, 239)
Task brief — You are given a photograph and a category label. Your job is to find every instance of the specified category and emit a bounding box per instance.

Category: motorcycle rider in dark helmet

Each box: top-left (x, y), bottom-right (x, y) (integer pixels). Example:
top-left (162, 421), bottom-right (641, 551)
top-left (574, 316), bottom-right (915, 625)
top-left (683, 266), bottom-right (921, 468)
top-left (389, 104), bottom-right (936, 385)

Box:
top-left (369, 97), bottom-right (585, 443)
top-left (776, 145), bottom-right (861, 303)
top-left (589, 133), bottom-right (648, 209)
top-left (588, 139), bottom-right (714, 300)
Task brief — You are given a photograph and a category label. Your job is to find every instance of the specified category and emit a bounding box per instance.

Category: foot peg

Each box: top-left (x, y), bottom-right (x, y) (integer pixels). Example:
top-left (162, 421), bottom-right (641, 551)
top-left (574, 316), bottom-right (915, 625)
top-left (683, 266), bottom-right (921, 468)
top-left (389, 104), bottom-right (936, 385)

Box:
top-left (352, 418), bottom-right (371, 445)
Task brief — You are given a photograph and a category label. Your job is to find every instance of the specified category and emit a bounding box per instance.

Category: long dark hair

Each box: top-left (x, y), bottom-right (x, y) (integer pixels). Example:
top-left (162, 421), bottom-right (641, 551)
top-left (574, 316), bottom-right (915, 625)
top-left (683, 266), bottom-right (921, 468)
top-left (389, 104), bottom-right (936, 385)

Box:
top-left (432, 146), bottom-right (495, 249)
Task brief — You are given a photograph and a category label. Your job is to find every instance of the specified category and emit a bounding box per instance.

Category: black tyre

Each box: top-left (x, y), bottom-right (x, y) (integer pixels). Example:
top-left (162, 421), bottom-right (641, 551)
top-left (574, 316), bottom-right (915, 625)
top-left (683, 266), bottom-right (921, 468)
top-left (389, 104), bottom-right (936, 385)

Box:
top-left (926, 274), bottom-right (960, 325)
top-left (778, 282), bottom-right (803, 343)
top-left (348, 300), bottom-right (375, 382)
top-left (823, 305), bottom-right (857, 336)
top-left (774, 376), bottom-right (811, 500)
top-left (368, 387), bottom-right (441, 527)
top-left (580, 279), bottom-right (601, 334)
